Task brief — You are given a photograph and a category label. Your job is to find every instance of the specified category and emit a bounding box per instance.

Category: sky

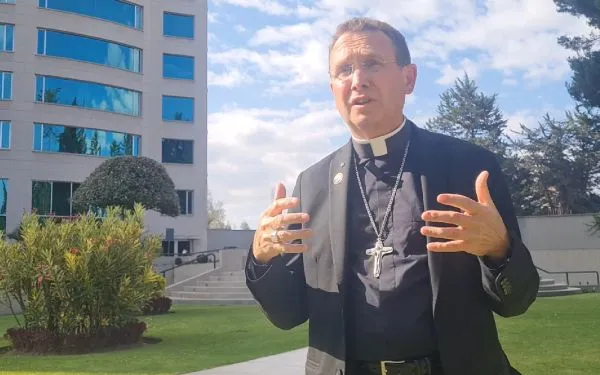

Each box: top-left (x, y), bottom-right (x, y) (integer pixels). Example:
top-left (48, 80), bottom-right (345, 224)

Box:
top-left (206, 0), bottom-right (593, 228)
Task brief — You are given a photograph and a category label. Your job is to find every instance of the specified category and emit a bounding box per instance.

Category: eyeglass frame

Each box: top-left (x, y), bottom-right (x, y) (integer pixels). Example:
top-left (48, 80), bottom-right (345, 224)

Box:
top-left (328, 56), bottom-right (409, 82)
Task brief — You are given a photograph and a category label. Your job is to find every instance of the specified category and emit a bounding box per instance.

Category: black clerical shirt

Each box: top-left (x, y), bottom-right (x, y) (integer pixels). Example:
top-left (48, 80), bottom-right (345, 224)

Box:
top-left (345, 122), bottom-right (437, 361)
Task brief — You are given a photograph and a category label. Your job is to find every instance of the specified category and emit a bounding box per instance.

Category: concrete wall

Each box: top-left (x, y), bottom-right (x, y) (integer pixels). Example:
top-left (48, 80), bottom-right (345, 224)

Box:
top-left (207, 229), bottom-right (254, 251)
top-left (519, 214), bottom-right (600, 285)
top-left (207, 215), bottom-right (600, 286)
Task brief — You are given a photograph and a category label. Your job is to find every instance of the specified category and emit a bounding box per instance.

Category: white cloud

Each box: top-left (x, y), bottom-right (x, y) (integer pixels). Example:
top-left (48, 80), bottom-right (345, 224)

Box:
top-left (435, 58), bottom-right (480, 85)
top-left (212, 0), bottom-right (293, 15)
top-left (208, 0), bottom-right (592, 91)
top-left (235, 24), bottom-right (247, 33)
top-left (207, 12), bottom-right (219, 23)
top-left (208, 69), bottom-right (254, 87)
top-left (207, 102), bottom-right (348, 225)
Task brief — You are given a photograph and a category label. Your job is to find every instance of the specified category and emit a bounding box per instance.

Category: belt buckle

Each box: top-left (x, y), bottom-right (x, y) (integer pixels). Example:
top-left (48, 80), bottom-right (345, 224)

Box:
top-left (380, 360), bottom-right (406, 375)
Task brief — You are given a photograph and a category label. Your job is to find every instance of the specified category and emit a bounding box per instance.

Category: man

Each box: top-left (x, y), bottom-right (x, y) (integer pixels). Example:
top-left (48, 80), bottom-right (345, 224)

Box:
top-left (245, 17), bottom-right (539, 375)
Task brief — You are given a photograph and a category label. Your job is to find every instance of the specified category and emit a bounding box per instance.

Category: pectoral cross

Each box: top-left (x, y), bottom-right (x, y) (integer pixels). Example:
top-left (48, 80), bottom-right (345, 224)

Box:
top-left (365, 240), bottom-right (393, 278)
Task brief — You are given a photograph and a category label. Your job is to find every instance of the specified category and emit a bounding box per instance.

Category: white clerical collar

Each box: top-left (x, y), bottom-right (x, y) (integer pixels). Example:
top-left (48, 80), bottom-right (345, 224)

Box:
top-left (352, 118), bottom-right (407, 157)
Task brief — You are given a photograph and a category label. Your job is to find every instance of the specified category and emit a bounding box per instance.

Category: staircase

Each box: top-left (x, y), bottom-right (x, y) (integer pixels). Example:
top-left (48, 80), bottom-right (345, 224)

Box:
top-left (537, 277), bottom-right (583, 297)
top-left (167, 269), bottom-right (257, 305)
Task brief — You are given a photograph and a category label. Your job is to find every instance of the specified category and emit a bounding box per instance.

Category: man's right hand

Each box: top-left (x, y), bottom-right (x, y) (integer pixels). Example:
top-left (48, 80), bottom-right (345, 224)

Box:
top-left (252, 182), bottom-right (313, 264)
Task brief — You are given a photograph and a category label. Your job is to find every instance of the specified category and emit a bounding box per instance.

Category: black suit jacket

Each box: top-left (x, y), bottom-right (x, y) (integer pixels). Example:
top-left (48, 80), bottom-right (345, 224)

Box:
top-left (246, 122), bottom-right (540, 375)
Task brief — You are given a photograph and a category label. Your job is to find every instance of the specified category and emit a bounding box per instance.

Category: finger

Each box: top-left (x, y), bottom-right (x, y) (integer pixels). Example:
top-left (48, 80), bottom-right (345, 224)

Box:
top-left (421, 210), bottom-right (470, 227)
top-left (437, 194), bottom-right (480, 214)
top-left (274, 181), bottom-right (286, 202)
top-left (265, 212), bottom-right (310, 229)
top-left (265, 196), bottom-right (299, 217)
top-left (426, 240), bottom-right (466, 252)
top-left (276, 228), bottom-right (314, 243)
top-left (273, 242), bottom-right (308, 254)
top-left (475, 171), bottom-right (495, 207)
top-left (420, 226), bottom-right (465, 241)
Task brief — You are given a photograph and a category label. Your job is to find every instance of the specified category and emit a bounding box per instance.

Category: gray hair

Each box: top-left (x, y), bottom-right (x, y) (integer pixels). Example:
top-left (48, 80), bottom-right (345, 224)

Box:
top-left (328, 17), bottom-right (411, 67)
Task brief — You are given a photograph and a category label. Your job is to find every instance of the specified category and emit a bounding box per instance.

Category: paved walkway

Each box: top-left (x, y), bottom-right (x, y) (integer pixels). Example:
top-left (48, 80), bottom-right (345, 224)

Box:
top-left (184, 347), bottom-right (307, 375)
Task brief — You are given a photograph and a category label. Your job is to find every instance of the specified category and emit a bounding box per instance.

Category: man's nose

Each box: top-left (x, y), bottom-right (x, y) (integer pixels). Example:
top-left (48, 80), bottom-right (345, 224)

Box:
top-left (351, 68), bottom-right (370, 89)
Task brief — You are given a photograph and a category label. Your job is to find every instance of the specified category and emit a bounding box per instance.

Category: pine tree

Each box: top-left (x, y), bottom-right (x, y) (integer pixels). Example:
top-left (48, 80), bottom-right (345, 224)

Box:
top-left (555, 0), bottom-right (600, 111)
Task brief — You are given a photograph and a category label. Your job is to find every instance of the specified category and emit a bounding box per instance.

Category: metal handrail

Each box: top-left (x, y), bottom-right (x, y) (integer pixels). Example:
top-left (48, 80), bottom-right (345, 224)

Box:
top-left (156, 248), bottom-right (222, 277)
top-left (536, 266), bottom-right (600, 286)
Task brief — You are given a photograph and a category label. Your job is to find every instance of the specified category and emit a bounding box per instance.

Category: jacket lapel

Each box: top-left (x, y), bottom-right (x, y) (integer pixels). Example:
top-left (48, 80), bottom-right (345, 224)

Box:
top-left (329, 140), bottom-right (352, 286)
top-left (410, 123), bottom-right (450, 313)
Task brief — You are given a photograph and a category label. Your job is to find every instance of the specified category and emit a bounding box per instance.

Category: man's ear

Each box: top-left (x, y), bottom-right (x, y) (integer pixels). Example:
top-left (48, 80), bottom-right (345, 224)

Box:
top-left (403, 64), bottom-right (418, 94)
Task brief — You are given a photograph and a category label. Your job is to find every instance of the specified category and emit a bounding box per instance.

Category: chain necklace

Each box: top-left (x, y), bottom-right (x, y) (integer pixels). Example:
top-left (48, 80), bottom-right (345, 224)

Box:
top-left (352, 137), bottom-right (411, 278)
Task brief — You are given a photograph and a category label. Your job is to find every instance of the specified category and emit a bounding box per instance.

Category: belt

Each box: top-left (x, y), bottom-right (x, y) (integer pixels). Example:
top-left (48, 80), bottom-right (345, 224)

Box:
top-left (349, 355), bottom-right (442, 375)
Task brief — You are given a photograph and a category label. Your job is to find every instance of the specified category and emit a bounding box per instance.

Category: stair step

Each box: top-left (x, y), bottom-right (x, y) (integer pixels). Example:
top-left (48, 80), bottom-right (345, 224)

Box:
top-left (539, 283), bottom-right (569, 291)
top-left (197, 281), bottom-right (247, 287)
top-left (540, 278), bottom-right (556, 286)
top-left (171, 297), bottom-right (257, 306)
top-left (183, 286), bottom-right (250, 293)
top-left (537, 287), bottom-right (583, 297)
top-left (208, 276), bottom-right (246, 282)
top-left (169, 291), bottom-right (253, 299)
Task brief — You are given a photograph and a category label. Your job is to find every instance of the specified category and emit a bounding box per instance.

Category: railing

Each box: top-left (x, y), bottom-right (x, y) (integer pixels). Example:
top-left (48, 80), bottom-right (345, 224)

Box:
top-left (536, 266), bottom-right (600, 287)
top-left (156, 248), bottom-right (221, 277)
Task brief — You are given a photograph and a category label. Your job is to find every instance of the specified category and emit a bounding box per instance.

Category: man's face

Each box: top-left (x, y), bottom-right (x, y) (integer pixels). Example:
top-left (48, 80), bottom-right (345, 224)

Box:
top-left (329, 31), bottom-right (416, 139)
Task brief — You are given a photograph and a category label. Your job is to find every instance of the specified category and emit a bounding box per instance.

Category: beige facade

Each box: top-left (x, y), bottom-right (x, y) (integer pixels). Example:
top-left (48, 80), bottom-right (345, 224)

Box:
top-left (0, 1), bottom-right (208, 253)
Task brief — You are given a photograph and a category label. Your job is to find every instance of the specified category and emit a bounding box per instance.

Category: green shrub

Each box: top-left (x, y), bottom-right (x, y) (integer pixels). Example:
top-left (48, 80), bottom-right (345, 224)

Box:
top-left (0, 204), bottom-right (164, 351)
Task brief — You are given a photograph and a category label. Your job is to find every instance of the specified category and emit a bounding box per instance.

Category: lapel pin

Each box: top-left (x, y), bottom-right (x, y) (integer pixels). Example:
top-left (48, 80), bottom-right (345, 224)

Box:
top-left (333, 172), bottom-right (344, 185)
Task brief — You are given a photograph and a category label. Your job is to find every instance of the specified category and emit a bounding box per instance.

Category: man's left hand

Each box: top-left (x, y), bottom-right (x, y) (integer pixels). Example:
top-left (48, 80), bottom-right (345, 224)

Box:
top-left (420, 170), bottom-right (509, 260)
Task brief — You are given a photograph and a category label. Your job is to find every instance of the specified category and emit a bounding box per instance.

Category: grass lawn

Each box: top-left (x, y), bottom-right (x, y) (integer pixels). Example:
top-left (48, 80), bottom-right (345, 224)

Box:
top-left (0, 293), bottom-right (598, 375)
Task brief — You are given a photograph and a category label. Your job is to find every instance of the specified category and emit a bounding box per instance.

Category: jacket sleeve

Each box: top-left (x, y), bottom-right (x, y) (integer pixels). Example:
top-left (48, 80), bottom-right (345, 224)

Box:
top-left (478, 152), bottom-right (540, 317)
top-left (245, 173), bottom-right (308, 330)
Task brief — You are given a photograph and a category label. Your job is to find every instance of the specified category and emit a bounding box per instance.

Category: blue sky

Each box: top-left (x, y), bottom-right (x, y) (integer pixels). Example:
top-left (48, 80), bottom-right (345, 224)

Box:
top-left (205, 0), bottom-right (591, 228)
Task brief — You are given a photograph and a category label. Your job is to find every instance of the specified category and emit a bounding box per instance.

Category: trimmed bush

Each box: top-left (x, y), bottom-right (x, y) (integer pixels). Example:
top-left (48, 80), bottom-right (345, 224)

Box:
top-left (71, 156), bottom-right (180, 217)
top-left (0, 204), bottom-right (165, 354)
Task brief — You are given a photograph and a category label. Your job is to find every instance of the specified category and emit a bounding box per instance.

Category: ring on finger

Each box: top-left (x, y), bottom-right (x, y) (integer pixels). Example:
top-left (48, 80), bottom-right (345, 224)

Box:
top-left (270, 229), bottom-right (282, 244)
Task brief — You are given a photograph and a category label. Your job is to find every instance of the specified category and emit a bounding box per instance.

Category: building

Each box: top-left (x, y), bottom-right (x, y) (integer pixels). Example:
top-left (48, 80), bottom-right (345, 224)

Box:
top-left (0, 0), bottom-right (208, 256)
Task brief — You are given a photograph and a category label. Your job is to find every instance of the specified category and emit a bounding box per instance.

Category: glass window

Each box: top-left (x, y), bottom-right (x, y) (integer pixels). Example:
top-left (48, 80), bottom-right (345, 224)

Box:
top-left (162, 96), bottom-right (194, 122)
top-left (163, 12), bottom-right (194, 39)
top-left (38, 0), bottom-right (143, 30)
top-left (32, 181), bottom-right (81, 217)
top-left (177, 240), bottom-right (191, 256)
top-left (35, 75), bottom-right (141, 116)
top-left (0, 179), bottom-right (7, 233)
top-left (0, 24), bottom-right (14, 52)
top-left (34, 123), bottom-right (140, 157)
top-left (1, 71), bottom-right (12, 100)
top-left (162, 139), bottom-right (193, 164)
top-left (0, 121), bottom-right (10, 149)
top-left (177, 190), bottom-right (193, 215)
top-left (38, 29), bottom-right (142, 73)
top-left (163, 54), bottom-right (194, 80)
top-left (0, 0), bottom-right (16, 4)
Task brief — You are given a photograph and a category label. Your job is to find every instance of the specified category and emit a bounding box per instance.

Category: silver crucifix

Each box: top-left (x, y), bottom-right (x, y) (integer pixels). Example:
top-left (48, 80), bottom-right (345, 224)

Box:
top-left (365, 240), bottom-right (393, 278)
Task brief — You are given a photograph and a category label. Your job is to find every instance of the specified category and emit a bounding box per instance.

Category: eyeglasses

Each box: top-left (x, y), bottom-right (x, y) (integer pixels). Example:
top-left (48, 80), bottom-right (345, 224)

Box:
top-left (330, 58), bottom-right (399, 81)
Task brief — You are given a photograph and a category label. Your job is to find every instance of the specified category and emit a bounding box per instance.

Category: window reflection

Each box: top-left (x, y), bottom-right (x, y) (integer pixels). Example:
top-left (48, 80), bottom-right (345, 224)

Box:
top-left (38, 29), bottom-right (142, 73)
top-left (162, 95), bottom-right (194, 122)
top-left (0, 24), bottom-right (14, 52)
top-left (1, 71), bottom-right (12, 100)
top-left (38, 0), bottom-right (143, 30)
top-left (31, 181), bottom-right (81, 217)
top-left (177, 190), bottom-right (193, 215)
top-left (34, 123), bottom-right (140, 157)
top-left (163, 12), bottom-right (194, 38)
top-left (0, 121), bottom-right (10, 149)
top-left (162, 139), bottom-right (193, 164)
top-left (0, 179), bottom-right (7, 233)
top-left (35, 75), bottom-right (141, 116)
top-left (163, 54), bottom-right (194, 80)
